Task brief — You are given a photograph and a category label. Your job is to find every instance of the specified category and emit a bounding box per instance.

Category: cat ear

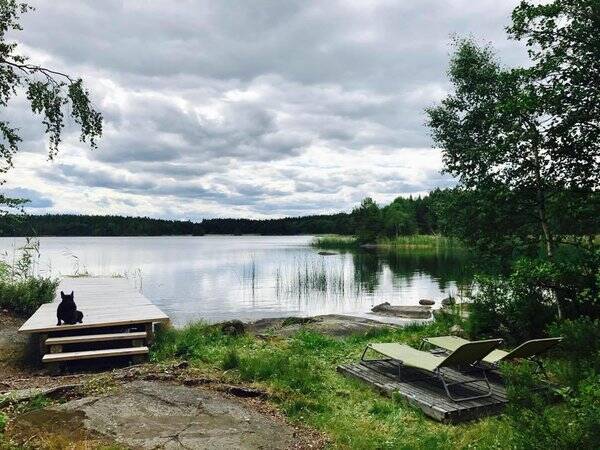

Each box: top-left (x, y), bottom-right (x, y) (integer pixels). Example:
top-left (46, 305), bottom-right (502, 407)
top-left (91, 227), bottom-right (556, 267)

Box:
top-left (71, 291), bottom-right (74, 296)
top-left (61, 291), bottom-right (65, 296)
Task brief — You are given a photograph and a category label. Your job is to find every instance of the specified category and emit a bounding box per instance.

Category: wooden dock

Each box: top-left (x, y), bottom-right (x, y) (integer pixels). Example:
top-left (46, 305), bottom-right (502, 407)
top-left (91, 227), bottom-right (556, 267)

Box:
top-left (19, 277), bottom-right (169, 365)
top-left (338, 360), bottom-right (508, 423)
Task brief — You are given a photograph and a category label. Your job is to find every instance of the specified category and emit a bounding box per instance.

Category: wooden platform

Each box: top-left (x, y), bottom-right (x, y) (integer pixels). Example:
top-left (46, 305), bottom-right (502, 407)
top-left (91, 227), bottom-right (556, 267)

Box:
top-left (19, 277), bottom-right (170, 364)
top-left (338, 360), bottom-right (508, 423)
top-left (19, 277), bottom-right (168, 334)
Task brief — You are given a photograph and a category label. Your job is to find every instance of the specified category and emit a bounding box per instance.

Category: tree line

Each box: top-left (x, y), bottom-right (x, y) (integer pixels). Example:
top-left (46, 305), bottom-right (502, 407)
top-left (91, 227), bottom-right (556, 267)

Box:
top-left (0, 193), bottom-right (442, 237)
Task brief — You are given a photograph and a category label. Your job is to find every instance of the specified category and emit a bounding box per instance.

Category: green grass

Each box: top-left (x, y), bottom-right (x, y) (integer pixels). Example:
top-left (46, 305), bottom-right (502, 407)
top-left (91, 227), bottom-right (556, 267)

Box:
top-left (150, 315), bottom-right (523, 449)
top-left (311, 234), bottom-right (462, 250)
top-left (311, 235), bottom-right (358, 249)
top-left (377, 235), bottom-right (462, 249)
top-left (151, 314), bottom-right (600, 449)
top-left (0, 277), bottom-right (58, 316)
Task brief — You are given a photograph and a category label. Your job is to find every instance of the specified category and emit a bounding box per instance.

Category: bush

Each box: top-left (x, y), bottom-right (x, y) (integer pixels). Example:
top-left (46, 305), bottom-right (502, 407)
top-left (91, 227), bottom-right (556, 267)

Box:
top-left (0, 412), bottom-right (6, 433)
top-left (0, 277), bottom-right (58, 316)
top-left (504, 372), bottom-right (600, 450)
top-left (548, 318), bottom-right (600, 385)
top-left (467, 260), bottom-right (557, 344)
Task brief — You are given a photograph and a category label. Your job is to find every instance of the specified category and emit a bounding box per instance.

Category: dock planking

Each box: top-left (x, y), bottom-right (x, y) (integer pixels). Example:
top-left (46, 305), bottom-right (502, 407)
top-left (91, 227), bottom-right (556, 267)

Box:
top-left (19, 277), bottom-right (168, 334)
top-left (338, 360), bottom-right (508, 423)
top-left (18, 277), bottom-right (169, 364)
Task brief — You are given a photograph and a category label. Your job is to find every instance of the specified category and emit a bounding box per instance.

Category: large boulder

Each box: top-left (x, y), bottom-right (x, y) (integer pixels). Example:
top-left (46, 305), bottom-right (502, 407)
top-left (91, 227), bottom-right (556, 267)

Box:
top-left (441, 297), bottom-right (456, 307)
top-left (220, 320), bottom-right (245, 336)
top-left (419, 299), bottom-right (435, 306)
top-left (370, 303), bottom-right (432, 319)
top-left (449, 324), bottom-right (466, 337)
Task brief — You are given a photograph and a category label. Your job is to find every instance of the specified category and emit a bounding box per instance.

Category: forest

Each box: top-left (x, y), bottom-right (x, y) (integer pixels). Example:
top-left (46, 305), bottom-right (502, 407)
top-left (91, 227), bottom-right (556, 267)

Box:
top-left (0, 193), bottom-right (440, 237)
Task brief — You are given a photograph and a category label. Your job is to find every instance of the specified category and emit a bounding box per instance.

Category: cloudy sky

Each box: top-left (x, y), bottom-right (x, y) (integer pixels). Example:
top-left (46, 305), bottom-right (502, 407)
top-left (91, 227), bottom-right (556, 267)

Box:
top-left (4, 0), bottom-right (528, 220)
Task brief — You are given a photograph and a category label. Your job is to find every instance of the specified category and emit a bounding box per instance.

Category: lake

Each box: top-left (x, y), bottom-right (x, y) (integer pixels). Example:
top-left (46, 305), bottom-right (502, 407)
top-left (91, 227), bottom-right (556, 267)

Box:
top-left (0, 236), bottom-right (473, 326)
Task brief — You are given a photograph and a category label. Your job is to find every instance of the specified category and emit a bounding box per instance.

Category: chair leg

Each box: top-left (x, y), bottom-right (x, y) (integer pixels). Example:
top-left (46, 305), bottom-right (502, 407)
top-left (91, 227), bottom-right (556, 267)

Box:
top-left (438, 367), bottom-right (493, 402)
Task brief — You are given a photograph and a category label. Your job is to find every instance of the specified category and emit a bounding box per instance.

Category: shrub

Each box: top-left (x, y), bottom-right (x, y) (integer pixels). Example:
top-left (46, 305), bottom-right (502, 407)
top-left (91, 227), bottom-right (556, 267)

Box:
top-left (504, 373), bottom-right (600, 450)
top-left (221, 349), bottom-right (240, 370)
top-left (0, 276), bottom-right (58, 316)
top-left (547, 318), bottom-right (600, 386)
top-left (467, 269), bottom-right (555, 344)
top-left (0, 412), bottom-right (6, 433)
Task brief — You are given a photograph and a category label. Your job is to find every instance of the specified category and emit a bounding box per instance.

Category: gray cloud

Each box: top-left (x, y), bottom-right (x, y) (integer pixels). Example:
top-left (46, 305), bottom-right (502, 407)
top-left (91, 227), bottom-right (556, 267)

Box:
top-left (2, 187), bottom-right (54, 208)
top-left (3, 0), bottom-right (526, 218)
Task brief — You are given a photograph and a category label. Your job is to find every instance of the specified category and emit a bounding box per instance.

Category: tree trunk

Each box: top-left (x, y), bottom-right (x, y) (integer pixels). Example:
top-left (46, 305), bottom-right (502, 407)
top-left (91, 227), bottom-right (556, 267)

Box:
top-left (532, 145), bottom-right (562, 319)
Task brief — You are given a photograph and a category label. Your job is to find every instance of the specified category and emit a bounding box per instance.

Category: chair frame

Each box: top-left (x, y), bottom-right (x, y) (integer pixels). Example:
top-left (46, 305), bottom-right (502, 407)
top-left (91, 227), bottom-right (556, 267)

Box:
top-left (361, 344), bottom-right (494, 402)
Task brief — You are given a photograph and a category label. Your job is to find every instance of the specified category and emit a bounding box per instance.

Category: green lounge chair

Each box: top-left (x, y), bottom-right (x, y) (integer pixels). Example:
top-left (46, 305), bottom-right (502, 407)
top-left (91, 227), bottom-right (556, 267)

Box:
top-left (361, 338), bottom-right (502, 402)
top-left (422, 336), bottom-right (562, 374)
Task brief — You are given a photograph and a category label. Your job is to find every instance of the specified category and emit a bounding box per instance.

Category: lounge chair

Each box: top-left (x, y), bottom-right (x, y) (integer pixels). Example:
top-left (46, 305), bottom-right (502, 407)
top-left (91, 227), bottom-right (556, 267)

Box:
top-left (361, 338), bottom-right (502, 402)
top-left (421, 336), bottom-right (562, 375)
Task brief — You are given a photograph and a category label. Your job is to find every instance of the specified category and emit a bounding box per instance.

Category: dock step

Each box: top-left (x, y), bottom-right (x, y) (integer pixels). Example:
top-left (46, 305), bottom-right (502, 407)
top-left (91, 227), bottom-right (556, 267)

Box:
top-left (45, 331), bottom-right (147, 346)
top-left (42, 346), bottom-right (149, 363)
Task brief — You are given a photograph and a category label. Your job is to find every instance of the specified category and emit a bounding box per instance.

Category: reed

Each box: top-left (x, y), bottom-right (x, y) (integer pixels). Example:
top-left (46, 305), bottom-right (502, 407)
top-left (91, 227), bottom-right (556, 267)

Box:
top-left (310, 235), bottom-right (358, 249)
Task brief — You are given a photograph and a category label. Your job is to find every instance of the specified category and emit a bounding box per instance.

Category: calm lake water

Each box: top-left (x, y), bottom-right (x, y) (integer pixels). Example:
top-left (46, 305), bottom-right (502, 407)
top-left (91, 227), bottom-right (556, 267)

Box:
top-left (0, 236), bottom-right (473, 326)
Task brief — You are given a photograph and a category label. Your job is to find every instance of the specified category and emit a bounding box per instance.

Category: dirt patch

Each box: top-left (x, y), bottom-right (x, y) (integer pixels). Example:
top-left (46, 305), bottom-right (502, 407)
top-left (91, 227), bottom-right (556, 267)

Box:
top-left (6, 380), bottom-right (322, 449)
top-left (0, 312), bottom-right (41, 381)
top-left (7, 409), bottom-right (115, 449)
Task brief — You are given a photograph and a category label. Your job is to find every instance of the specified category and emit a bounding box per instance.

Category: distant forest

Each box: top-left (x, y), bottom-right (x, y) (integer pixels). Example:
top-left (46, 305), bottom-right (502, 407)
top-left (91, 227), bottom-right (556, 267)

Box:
top-left (0, 193), bottom-right (441, 237)
top-left (0, 212), bottom-right (356, 237)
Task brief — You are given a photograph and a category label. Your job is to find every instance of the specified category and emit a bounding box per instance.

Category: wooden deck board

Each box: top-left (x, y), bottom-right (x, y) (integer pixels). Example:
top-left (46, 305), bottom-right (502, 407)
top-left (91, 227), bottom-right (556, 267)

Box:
top-left (45, 331), bottom-right (147, 345)
top-left (42, 346), bottom-right (149, 363)
top-left (19, 277), bottom-right (169, 334)
top-left (338, 360), bottom-right (508, 423)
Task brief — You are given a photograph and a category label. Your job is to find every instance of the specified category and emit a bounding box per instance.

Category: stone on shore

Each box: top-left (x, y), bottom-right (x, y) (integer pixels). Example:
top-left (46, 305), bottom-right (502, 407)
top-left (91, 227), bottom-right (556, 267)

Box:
top-left (370, 302), bottom-right (432, 319)
top-left (441, 297), bottom-right (456, 307)
top-left (419, 299), bottom-right (435, 306)
top-left (248, 314), bottom-right (394, 338)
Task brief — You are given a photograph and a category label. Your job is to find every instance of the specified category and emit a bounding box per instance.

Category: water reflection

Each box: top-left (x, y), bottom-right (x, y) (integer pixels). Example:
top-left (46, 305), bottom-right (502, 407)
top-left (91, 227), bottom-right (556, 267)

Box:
top-left (0, 236), bottom-right (474, 325)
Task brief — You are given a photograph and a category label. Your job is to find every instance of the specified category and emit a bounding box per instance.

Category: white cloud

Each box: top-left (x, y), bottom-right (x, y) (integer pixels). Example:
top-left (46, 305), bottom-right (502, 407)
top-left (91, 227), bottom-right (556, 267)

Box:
top-left (2, 0), bottom-right (527, 218)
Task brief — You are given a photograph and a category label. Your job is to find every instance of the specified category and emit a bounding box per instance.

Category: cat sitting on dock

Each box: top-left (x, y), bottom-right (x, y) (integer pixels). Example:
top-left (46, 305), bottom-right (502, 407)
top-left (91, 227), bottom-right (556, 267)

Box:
top-left (56, 291), bottom-right (84, 325)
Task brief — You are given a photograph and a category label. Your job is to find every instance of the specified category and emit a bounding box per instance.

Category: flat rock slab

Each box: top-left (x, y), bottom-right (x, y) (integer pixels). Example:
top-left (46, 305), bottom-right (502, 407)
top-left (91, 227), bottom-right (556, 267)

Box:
top-left (7, 380), bottom-right (300, 449)
top-left (370, 303), bottom-right (432, 319)
top-left (249, 314), bottom-right (395, 338)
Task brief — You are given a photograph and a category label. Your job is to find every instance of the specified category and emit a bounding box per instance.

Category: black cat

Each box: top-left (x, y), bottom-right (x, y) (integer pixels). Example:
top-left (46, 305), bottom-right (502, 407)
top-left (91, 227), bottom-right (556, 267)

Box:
top-left (56, 291), bottom-right (84, 325)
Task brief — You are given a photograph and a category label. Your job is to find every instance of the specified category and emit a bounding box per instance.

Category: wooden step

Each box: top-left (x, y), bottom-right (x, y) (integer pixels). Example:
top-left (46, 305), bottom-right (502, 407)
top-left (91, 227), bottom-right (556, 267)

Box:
top-left (42, 346), bottom-right (149, 363)
top-left (45, 331), bottom-right (147, 346)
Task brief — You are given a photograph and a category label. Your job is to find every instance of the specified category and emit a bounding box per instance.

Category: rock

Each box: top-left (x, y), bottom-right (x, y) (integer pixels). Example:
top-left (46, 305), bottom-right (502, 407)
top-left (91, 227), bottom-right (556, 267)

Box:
top-left (441, 297), bottom-right (456, 307)
top-left (371, 302), bottom-right (391, 312)
top-left (220, 319), bottom-right (245, 336)
top-left (281, 317), bottom-right (318, 326)
top-left (248, 314), bottom-right (395, 338)
top-left (222, 385), bottom-right (267, 398)
top-left (318, 251), bottom-right (337, 256)
top-left (370, 303), bottom-right (432, 319)
top-left (450, 324), bottom-right (465, 336)
top-left (0, 384), bottom-right (81, 407)
top-left (6, 380), bottom-right (305, 449)
top-left (419, 299), bottom-right (435, 306)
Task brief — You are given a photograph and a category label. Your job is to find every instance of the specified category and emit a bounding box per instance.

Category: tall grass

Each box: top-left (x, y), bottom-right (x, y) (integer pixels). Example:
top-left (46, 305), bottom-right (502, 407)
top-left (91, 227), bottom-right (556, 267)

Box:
top-left (0, 238), bottom-right (58, 316)
top-left (281, 259), bottom-right (350, 296)
top-left (312, 234), bottom-right (462, 250)
top-left (378, 234), bottom-right (462, 248)
top-left (311, 235), bottom-right (358, 249)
